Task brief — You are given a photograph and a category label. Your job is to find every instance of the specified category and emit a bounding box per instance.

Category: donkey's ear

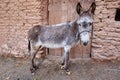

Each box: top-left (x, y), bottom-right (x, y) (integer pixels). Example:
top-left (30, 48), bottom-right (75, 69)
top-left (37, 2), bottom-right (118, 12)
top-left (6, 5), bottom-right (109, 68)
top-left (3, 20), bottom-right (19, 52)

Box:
top-left (76, 2), bottom-right (82, 15)
top-left (89, 2), bottom-right (96, 15)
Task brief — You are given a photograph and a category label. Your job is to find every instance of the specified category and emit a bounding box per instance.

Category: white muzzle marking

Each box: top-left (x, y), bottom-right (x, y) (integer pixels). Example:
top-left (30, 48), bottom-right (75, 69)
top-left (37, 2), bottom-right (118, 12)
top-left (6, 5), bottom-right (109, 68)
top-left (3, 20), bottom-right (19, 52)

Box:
top-left (80, 32), bottom-right (90, 45)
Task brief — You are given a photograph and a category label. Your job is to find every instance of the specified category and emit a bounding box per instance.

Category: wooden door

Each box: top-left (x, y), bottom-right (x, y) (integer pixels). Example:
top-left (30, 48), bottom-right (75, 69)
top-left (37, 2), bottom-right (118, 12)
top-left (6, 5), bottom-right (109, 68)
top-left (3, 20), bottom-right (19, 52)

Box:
top-left (48, 0), bottom-right (91, 58)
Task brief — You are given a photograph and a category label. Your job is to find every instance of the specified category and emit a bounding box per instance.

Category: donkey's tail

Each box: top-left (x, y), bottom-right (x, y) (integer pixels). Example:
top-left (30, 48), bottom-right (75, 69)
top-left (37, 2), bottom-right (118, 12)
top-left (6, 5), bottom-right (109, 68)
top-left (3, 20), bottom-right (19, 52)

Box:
top-left (28, 39), bottom-right (31, 52)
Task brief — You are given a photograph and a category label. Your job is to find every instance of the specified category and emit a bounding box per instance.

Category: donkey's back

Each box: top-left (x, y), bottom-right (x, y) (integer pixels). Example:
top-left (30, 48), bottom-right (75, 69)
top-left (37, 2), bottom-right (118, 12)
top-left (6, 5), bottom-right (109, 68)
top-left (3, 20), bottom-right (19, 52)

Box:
top-left (28, 21), bottom-right (78, 49)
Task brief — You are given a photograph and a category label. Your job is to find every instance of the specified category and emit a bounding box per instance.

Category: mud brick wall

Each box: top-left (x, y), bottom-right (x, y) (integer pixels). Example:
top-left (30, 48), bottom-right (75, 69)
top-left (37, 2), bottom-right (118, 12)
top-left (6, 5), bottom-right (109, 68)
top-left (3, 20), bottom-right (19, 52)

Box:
top-left (92, 0), bottom-right (120, 60)
top-left (0, 0), bottom-right (120, 60)
top-left (0, 0), bottom-right (48, 57)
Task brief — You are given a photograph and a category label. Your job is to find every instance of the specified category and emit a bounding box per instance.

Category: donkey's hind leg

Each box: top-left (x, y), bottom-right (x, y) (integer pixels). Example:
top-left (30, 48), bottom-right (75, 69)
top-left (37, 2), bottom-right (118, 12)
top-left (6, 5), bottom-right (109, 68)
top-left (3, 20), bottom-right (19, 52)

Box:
top-left (30, 45), bottom-right (41, 74)
top-left (36, 46), bottom-right (46, 68)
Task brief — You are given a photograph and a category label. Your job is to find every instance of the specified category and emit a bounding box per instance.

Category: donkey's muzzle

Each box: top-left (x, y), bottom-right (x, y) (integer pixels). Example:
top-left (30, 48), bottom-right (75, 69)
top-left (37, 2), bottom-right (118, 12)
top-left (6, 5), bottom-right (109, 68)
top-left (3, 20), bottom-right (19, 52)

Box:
top-left (83, 42), bottom-right (88, 46)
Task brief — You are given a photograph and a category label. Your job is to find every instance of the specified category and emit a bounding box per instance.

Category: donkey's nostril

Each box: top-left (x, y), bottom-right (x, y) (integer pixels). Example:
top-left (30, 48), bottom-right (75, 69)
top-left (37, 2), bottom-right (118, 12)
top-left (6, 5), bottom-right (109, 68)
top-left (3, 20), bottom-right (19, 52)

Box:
top-left (83, 42), bottom-right (88, 46)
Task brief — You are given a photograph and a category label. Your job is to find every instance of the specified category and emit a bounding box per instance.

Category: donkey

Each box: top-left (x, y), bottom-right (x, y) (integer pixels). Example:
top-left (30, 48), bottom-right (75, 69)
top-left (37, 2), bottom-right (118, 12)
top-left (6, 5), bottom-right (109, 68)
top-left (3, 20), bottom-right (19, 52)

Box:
top-left (28, 0), bottom-right (96, 75)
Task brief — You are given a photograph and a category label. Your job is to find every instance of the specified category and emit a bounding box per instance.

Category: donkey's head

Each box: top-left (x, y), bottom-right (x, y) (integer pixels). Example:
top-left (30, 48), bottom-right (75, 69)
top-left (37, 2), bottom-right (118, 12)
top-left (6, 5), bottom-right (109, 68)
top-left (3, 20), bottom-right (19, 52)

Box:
top-left (76, 0), bottom-right (96, 46)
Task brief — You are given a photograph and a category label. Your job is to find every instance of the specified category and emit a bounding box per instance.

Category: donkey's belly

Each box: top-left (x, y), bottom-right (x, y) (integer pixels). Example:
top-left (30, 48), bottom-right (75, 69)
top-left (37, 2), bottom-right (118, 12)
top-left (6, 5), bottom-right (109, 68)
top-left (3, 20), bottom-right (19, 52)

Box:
top-left (42, 43), bottom-right (65, 48)
top-left (37, 41), bottom-right (67, 49)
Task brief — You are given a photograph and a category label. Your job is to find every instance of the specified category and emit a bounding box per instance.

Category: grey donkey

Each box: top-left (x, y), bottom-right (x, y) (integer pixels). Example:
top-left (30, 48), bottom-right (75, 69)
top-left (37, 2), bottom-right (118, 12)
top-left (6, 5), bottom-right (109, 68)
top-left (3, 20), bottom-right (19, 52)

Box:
top-left (28, 0), bottom-right (96, 75)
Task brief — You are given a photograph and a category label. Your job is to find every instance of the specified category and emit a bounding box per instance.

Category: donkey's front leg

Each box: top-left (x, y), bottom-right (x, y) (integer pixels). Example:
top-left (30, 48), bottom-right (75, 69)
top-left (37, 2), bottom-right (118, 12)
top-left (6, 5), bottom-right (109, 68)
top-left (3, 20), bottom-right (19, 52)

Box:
top-left (62, 46), bottom-right (71, 75)
top-left (61, 52), bottom-right (65, 66)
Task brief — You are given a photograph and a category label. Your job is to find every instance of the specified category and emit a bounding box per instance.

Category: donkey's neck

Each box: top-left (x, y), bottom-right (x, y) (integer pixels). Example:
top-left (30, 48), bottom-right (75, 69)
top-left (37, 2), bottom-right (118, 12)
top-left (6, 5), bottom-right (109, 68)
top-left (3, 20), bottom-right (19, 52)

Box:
top-left (69, 20), bottom-right (77, 26)
top-left (50, 20), bottom-right (76, 27)
top-left (51, 22), bottom-right (68, 27)
top-left (69, 20), bottom-right (80, 41)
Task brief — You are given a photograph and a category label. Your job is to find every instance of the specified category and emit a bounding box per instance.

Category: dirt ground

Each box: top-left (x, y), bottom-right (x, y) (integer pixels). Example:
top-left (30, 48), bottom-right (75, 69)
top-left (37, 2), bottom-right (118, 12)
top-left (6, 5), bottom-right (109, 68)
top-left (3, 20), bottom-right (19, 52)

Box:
top-left (0, 56), bottom-right (120, 80)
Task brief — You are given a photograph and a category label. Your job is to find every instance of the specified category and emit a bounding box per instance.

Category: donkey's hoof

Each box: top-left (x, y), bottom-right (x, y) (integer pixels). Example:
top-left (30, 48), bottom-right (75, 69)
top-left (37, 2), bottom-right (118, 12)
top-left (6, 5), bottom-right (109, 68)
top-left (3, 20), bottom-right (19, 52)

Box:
top-left (34, 66), bottom-right (39, 70)
top-left (60, 65), bottom-right (65, 70)
top-left (30, 66), bottom-right (38, 75)
top-left (65, 69), bottom-right (71, 75)
top-left (32, 72), bottom-right (35, 76)
top-left (30, 67), bottom-right (36, 75)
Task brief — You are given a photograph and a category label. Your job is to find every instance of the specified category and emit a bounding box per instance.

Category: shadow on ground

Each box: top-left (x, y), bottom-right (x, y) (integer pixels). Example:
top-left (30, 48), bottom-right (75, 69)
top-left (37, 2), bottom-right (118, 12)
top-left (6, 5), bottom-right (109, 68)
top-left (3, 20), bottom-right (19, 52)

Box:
top-left (0, 56), bottom-right (120, 80)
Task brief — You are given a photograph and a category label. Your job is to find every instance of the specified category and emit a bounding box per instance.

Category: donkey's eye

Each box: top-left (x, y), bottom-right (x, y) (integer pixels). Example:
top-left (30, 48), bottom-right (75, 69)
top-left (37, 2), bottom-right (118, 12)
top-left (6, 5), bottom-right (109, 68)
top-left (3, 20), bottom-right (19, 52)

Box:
top-left (89, 23), bottom-right (93, 26)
